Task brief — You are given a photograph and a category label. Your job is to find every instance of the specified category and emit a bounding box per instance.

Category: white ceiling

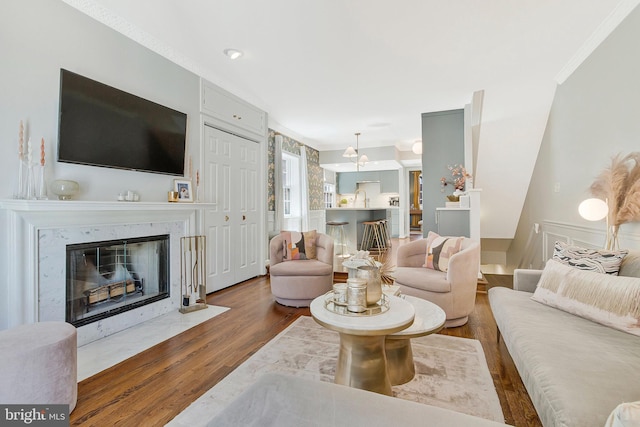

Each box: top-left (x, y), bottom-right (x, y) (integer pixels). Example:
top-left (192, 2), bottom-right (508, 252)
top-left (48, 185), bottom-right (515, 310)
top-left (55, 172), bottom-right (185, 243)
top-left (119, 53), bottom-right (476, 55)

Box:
top-left (65, 0), bottom-right (625, 151)
top-left (63, 0), bottom-right (637, 238)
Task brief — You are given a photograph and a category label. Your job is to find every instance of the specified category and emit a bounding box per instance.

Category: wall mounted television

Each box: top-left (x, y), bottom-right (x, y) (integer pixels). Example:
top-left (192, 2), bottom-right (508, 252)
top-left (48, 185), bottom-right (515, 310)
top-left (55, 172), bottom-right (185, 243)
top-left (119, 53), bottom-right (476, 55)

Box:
top-left (57, 69), bottom-right (187, 176)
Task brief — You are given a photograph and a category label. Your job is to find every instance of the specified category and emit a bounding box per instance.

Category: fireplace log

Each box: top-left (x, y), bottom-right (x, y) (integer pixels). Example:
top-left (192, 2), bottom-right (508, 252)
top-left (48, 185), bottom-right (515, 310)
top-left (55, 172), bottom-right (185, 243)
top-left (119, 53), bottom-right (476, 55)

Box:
top-left (84, 279), bottom-right (135, 305)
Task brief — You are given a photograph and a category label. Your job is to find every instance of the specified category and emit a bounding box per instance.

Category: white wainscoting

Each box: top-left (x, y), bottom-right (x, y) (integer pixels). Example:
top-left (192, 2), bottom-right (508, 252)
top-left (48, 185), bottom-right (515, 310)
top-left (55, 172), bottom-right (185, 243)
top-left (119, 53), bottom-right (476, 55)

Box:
top-left (539, 220), bottom-right (640, 266)
top-left (267, 211), bottom-right (276, 235)
top-left (308, 210), bottom-right (326, 234)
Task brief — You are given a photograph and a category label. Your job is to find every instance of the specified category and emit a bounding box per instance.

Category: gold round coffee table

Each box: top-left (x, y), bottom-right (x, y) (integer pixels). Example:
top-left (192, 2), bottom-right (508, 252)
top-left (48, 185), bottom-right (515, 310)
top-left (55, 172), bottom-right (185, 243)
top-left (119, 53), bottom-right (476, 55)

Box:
top-left (310, 294), bottom-right (415, 396)
top-left (385, 295), bottom-right (446, 385)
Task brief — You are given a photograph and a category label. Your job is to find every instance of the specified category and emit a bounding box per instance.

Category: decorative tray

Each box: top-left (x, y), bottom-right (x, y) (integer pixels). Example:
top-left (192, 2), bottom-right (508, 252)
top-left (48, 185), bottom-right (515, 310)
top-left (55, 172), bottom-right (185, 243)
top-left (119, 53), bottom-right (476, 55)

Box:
top-left (323, 291), bottom-right (390, 317)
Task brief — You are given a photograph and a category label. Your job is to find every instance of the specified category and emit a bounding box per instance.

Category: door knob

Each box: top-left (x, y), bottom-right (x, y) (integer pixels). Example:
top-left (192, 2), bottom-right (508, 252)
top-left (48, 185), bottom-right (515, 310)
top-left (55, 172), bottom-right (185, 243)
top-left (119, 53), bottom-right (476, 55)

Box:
top-left (225, 215), bottom-right (229, 222)
top-left (242, 215), bottom-right (246, 221)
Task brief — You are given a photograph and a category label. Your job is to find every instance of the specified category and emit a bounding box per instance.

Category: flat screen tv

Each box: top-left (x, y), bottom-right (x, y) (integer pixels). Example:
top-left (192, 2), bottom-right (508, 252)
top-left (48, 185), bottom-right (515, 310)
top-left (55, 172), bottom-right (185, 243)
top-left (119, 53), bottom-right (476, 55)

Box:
top-left (57, 69), bottom-right (187, 176)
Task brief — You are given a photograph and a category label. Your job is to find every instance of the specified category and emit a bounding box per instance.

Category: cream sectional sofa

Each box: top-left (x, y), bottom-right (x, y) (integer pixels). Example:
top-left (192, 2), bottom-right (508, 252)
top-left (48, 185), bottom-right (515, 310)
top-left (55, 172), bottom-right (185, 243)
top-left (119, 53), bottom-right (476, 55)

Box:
top-left (488, 252), bottom-right (640, 427)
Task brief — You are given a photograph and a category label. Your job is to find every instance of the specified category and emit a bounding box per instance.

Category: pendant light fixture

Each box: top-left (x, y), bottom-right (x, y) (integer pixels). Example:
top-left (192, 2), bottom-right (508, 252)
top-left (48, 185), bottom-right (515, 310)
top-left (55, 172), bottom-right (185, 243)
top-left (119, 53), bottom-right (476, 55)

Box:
top-left (342, 132), bottom-right (369, 171)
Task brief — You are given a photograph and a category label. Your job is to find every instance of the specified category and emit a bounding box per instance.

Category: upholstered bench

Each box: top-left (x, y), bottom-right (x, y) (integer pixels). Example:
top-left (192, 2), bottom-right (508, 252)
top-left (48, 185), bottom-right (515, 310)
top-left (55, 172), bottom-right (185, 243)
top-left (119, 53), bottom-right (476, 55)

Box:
top-left (0, 321), bottom-right (78, 412)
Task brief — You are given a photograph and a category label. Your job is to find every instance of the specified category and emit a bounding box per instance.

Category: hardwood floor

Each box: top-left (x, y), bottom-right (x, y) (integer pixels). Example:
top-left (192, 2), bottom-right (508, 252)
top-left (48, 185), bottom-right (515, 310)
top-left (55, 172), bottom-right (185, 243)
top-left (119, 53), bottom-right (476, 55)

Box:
top-left (70, 242), bottom-right (542, 426)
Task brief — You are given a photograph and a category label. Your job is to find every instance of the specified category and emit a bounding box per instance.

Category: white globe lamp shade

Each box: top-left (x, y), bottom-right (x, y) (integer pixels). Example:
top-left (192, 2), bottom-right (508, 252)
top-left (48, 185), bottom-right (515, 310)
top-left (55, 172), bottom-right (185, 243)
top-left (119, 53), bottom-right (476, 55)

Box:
top-left (412, 141), bottom-right (422, 155)
top-left (578, 198), bottom-right (608, 221)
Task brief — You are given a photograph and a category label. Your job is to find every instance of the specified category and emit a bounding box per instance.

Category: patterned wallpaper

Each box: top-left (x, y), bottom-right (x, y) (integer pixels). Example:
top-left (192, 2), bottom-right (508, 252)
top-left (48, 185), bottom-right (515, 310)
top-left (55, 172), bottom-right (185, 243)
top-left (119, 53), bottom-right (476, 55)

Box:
top-left (267, 129), bottom-right (324, 212)
top-left (306, 148), bottom-right (324, 211)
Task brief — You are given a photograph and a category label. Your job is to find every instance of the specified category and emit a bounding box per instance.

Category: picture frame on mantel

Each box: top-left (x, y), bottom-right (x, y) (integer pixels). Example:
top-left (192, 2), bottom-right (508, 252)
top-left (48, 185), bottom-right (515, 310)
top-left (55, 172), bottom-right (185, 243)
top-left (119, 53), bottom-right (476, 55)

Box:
top-left (174, 179), bottom-right (193, 202)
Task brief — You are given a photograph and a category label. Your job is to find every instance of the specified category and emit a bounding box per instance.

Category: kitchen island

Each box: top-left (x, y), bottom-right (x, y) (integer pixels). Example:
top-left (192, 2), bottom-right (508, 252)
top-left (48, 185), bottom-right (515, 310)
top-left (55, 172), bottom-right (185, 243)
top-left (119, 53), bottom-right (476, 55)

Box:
top-left (325, 207), bottom-right (398, 256)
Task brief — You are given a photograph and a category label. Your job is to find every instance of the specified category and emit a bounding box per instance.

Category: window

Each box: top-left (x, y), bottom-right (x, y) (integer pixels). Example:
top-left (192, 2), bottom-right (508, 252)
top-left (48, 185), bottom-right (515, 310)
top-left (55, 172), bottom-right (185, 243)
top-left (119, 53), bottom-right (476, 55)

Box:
top-left (282, 153), bottom-right (301, 219)
top-left (324, 183), bottom-right (335, 208)
top-left (283, 157), bottom-right (292, 215)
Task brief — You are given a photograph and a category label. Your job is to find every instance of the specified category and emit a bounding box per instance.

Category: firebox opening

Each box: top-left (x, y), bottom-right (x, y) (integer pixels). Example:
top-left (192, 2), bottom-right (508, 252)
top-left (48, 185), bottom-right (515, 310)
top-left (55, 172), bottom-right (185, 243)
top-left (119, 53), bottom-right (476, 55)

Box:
top-left (66, 234), bottom-right (170, 327)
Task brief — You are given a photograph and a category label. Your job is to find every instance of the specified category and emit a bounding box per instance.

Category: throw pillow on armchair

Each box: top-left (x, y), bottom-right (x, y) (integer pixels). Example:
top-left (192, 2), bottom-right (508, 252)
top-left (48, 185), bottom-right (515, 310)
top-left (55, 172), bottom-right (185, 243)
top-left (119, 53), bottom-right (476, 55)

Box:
top-left (280, 230), bottom-right (317, 261)
top-left (422, 231), bottom-right (463, 272)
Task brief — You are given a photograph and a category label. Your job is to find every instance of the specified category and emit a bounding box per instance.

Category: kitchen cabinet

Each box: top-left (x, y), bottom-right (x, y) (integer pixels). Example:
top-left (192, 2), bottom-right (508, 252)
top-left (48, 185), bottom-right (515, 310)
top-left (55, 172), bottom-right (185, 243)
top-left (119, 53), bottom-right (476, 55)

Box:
top-left (379, 170), bottom-right (399, 193)
top-left (337, 170), bottom-right (399, 194)
top-left (337, 172), bottom-right (358, 194)
top-left (325, 208), bottom-right (397, 254)
top-left (391, 209), bottom-right (399, 237)
top-left (355, 171), bottom-right (379, 182)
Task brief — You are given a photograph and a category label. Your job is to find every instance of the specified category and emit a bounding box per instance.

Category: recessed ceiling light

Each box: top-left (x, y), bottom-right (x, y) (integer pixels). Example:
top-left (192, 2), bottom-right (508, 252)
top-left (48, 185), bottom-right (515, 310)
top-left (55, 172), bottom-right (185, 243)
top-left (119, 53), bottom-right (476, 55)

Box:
top-left (223, 48), bottom-right (243, 60)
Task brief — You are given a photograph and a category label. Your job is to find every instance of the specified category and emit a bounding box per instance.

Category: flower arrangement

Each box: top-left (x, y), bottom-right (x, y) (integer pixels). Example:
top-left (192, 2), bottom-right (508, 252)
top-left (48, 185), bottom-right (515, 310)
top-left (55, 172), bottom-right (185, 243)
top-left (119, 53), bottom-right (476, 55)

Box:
top-left (590, 152), bottom-right (640, 249)
top-left (440, 164), bottom-right (471, 192)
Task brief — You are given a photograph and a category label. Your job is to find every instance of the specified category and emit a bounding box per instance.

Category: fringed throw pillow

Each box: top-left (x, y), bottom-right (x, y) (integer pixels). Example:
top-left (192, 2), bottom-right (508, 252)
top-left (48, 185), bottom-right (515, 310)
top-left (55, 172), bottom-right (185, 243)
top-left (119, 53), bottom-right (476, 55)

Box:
top-left (531, 260), bottom-right (640, 336)
top-left (604, 401), bottom-right (640, 427)
top-left (552, 241), bottom-right (628, 275)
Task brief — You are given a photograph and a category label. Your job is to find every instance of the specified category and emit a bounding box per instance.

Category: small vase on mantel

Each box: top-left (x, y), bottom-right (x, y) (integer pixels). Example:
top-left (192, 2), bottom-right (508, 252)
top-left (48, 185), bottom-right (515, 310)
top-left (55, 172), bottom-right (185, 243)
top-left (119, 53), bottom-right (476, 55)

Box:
top-left (36, 165), bottom-right (47, 200)
top-left (13, 160), bottom-right (26, 199)
top-left (357, 265), bottom-right (382, 306)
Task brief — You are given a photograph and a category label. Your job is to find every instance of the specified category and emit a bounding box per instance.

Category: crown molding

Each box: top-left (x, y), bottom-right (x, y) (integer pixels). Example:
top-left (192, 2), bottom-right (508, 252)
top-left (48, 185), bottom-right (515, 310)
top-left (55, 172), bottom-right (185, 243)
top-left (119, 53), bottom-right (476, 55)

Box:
top-left (61, 0), bottom-right (205, 77)
top-left (555, 0), bottom-right (640, 84)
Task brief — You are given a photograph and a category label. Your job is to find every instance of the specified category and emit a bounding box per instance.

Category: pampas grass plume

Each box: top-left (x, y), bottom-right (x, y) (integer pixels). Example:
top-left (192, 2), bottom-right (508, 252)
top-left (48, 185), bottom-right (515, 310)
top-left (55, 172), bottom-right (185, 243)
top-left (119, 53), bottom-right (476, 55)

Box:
top-left (591, 152), bottom-right (640, 226)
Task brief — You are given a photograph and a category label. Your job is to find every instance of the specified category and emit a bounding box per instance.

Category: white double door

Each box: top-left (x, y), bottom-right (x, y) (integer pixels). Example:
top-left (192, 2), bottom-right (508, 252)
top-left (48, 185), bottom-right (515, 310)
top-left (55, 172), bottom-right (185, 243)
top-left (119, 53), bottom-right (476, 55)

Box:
top-left (203, 125), bottom-right (260, 292)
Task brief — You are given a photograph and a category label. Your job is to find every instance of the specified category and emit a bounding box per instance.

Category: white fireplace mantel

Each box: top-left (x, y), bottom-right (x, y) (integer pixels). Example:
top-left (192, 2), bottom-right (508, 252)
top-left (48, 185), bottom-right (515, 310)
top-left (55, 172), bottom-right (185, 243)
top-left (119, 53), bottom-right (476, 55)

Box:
top-left (0, 199), bottom-right (215, 213)
top-left (0, 199), bottom-right (213, 332)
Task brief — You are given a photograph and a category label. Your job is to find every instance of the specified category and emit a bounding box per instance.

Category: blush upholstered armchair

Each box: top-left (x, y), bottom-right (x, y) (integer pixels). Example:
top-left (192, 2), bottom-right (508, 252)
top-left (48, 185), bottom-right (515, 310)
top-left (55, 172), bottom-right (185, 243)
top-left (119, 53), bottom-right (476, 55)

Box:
top-left (394, 237), bottom-right (480, 327)
top-left (269, 232), bottom-right (334, 307)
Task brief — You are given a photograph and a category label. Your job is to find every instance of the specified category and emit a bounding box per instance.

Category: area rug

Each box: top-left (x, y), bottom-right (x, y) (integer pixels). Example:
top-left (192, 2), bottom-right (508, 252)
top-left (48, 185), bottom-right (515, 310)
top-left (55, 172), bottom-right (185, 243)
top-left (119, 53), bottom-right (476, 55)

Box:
top-left (167, 315), bottom-right (504, 426)
top-left (78, 305), bottom-right (229, 381)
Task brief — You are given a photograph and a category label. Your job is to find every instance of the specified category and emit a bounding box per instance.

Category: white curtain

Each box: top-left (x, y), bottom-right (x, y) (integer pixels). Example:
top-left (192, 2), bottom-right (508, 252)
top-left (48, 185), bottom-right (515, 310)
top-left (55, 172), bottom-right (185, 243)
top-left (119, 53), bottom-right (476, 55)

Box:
top-left (274, 135), bottom-right (284, 232)
top-left (300, 145), bottom-right (310, 231)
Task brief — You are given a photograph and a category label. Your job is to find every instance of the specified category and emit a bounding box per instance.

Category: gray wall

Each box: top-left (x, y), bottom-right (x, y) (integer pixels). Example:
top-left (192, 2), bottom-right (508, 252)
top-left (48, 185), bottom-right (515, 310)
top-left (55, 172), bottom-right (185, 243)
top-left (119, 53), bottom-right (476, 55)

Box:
top-left (421, 109), bottom-right (464, 235)
top-left (0, 0), bottom-right (200, 203)
top-left (509, 5), bottom-right (640, 267)
top-left (0, 0), bottom-right (201, 329)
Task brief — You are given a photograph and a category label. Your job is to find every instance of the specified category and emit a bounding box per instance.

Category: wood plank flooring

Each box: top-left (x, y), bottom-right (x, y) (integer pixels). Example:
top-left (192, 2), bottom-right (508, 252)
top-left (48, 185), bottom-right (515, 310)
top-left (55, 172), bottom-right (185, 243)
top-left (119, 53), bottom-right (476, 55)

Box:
top-left (70, 241), bottom-right (542, 426)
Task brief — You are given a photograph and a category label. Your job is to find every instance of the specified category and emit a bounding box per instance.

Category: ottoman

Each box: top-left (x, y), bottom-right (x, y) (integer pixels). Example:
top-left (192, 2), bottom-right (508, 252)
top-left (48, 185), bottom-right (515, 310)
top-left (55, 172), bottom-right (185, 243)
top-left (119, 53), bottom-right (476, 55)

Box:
top-left (0, 321), bottom-right (78, 412)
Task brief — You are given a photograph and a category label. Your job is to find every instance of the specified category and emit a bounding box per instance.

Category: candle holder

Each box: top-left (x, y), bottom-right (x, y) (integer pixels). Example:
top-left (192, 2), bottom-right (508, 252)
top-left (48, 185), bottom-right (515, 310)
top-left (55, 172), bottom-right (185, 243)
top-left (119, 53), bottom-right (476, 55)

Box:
top-left (36, 165), bottom-right (48, 200)
top-left (25, 164), bottom-right (36, 200)
top-left (13, 160), bottom-right (26, 199)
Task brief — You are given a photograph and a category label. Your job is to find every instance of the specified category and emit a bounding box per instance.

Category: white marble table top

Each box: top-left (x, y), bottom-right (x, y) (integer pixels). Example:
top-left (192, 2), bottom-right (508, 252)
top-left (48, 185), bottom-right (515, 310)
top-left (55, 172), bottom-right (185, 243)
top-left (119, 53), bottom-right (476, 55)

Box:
top-left (310, 294), bottom-right (415, 336)
top-left (389, 295), bottom-right (446, 339)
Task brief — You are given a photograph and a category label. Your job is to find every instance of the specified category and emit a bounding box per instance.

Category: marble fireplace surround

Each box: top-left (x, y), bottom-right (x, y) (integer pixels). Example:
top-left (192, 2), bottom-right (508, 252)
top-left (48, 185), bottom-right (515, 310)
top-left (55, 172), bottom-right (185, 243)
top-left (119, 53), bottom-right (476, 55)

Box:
top-left (1, 200), bottom-right (207, 346)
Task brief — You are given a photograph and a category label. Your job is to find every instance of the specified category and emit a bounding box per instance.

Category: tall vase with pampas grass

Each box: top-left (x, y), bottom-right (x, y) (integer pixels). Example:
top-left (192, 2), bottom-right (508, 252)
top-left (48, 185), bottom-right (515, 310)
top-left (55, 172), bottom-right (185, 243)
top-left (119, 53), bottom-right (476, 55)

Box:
top-left (590, 152), bottom-right (640, 250)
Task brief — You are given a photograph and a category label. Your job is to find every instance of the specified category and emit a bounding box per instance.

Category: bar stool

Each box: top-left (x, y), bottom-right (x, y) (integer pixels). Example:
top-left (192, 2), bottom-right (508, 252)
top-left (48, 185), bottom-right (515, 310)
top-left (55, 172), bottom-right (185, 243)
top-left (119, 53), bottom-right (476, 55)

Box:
top-left (378, 219), bottom-right (391, 247)
top-left (361, 220), bottom-right (389, 259)
top-left (326, 221), bottom-right (350, 258)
